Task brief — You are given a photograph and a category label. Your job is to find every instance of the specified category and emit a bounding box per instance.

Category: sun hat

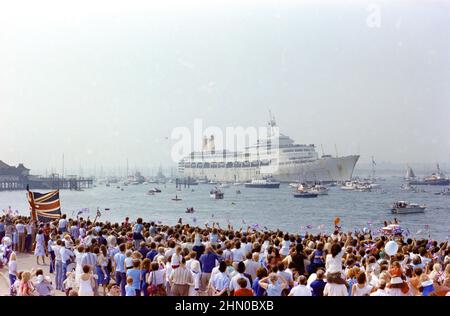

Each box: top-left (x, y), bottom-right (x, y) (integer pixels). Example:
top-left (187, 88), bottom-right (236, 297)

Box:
top-left (191, 261), bottom-right (200, 273)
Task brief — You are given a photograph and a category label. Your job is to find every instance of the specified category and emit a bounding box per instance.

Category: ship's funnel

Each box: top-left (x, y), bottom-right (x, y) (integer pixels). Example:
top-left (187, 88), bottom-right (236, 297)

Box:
top-left (209, 135), bottom-right (215, 152)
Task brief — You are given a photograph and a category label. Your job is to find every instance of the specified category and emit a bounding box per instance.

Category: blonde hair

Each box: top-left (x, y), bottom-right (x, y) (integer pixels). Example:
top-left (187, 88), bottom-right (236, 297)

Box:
top-left (433, 263), bottom-right (442, 273)
top-left (10, 252), bottom-right (17, 261)
top-left (22, 271), bottom-right (31, 282)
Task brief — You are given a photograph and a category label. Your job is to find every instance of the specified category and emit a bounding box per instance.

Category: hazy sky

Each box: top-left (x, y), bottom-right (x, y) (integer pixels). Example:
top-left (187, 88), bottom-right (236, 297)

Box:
top-left (1, 0), bottom-right (449, 175)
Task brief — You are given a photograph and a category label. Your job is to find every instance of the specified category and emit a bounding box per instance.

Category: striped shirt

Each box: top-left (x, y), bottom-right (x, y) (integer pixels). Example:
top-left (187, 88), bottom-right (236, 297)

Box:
top-left (210, 272), bottom-right (230, 292)
top-left (170, 266), bottom-right (193, 285)
top-left (81, 252), bottom-right (97, 269)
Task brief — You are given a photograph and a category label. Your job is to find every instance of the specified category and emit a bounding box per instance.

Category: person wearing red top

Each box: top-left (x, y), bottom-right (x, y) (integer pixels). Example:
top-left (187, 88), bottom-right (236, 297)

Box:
top-left (233, 278), bottom-right (254, 296)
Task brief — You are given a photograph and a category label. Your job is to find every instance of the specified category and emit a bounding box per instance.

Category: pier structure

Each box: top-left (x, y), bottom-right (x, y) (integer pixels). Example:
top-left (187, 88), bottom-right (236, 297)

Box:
top-left (0, 160), bottom-right (93, 191)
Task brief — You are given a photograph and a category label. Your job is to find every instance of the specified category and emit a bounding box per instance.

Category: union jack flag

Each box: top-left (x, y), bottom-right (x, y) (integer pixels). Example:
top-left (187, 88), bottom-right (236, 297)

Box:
top-left (27, 188), bottom-right (61, 223)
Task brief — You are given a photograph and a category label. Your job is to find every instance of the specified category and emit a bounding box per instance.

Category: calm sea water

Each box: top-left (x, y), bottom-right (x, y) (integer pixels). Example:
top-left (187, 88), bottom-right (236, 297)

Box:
top-left (1, 177), bottom-right (449, 240)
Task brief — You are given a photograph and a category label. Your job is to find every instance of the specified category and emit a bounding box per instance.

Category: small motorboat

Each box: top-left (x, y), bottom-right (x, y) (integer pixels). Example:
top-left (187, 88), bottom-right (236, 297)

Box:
top-left (149, 188), bottom-right (162, 193)
top-left (309, 185), bottom-right (329, 195)
top-left (294, 192), bottom-right (318, 198)
top-left (219, 183), bottom-right (230, 188)
top-left (210, 188), bottom-right (224, 199)
top-left (185, 207), bottom-right (195, 213)
top-left (391, 201), bottom-right (426, 214)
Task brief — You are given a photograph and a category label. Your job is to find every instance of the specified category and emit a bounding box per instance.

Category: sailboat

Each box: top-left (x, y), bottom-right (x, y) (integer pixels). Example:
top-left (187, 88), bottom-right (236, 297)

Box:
top-left (405, 165), bottom-right (416, 181)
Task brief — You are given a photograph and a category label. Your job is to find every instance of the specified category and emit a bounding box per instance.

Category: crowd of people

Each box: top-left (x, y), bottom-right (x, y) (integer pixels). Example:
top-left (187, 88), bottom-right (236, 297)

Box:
top-left (0, 212), bottom-right (449, 296)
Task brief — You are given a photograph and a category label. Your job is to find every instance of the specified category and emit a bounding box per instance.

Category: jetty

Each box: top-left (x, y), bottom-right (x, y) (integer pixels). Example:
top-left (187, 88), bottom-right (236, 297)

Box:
top-left (0, 160), bottom-right (93, 191)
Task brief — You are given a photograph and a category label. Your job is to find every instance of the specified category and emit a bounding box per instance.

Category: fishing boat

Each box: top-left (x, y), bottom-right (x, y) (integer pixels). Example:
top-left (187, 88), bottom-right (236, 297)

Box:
top-left (391, 201), bottom-right (426, 214)
top-left (245, 178), bottom-right (280, 189)
top-left (210, 188), bottom-right (224, 199)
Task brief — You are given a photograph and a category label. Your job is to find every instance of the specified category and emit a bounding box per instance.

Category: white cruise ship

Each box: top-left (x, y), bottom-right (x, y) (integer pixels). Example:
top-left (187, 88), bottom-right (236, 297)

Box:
top-left (178, 115), bottom-right (359, 183)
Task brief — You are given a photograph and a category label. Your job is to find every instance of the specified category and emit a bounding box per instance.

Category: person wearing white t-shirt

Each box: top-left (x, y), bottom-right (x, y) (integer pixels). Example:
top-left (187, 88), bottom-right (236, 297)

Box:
top-left (186, 251), bottom-right (200, 272)
top-left (243, 237), bottom-right (252, 256)
top-left (244, 253), bottom-right (261, 280)
top-left (289, 275), bottom-right (312, 296)
top-left (229, 262), bottom-right (251, 294)
top-left (222, 242), bottom-right (233, 262)
top-left (8, 252), bottom-right (18, 295)
top-left (58, 215), bottom-right (68, 233)
top-left (15, 221), bottom-right (25, 253)
top-left (370, 279), bottom-right (388, 296)
top-left (323, 282), bottom-right (348, 296)
top-left (280, 235), bottom-right (291, 257)
top-left (231, 242), bottom-right (245, 263)
top-left (171, 247), bottom-right (183, 269)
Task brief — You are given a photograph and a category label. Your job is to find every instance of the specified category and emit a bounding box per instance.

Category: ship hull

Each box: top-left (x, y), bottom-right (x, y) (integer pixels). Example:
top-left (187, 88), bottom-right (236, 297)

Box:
top-left (180, 155), bottom-right (359, 183)
top-left (244, 183), bottom-right (280, 188)
top-left (408, 179), bottom-right (450, 186)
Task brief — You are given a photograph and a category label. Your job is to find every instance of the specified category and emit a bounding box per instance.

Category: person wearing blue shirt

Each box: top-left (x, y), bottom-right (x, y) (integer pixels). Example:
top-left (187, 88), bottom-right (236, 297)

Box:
top-left (252, 267), bottom-right (268, 296)
top-left (199, 246), bottom-right (221, 290)
top-left (114, 243), bottom-right (127, 296)
top-left (258, 273), bottom-right (288, 296)
top-left (125, 277), bottom-right (136, 296)
top-left (146, 242), bottom-right (158, 261)
top-left (138, 241), bottom-right (149, 258)
top-left (126, 259), bottom-right (142, 296)
top-left (310, 269), bottom-right (326, 296)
